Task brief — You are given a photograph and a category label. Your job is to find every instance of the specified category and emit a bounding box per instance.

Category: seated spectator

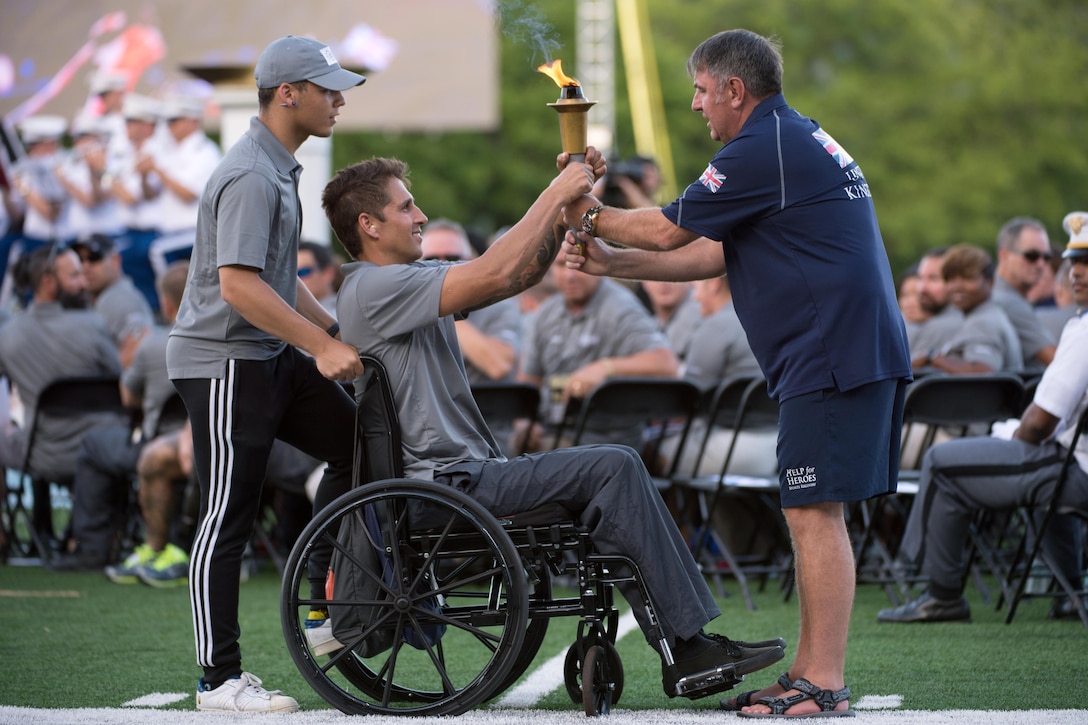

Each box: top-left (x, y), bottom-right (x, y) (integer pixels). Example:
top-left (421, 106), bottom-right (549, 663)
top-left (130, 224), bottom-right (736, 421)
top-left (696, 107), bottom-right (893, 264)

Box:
top-left (421, 219), bottom-right (521, 383)
top-left (878, 231), bottom-right (1088, 623)
top-left (71, 234), bottom-right (154, 368)
top-left (641, 280), bottom-right (702, 360)
top-left (907, 247), bottom-right (964, 360)
top-left (664, 273), bottom-right (770, 477)
top-left (518, 254), bottom-right (680, 451)
top-left (50, 261), bottom-right (187, 573)
top-left (992, 217), bottom-right (1057, 371)
top-left (298, 240), bottom-right (340, 317)
top-left (896, 264), bottom-right (926, 336)
top-left (1037, 258), bottom-right (1077, 342)
top-left (914, 243), bottom-right (1022, 374)
top-left (0, 246), bottom-right (123, 549)
top-left (322, 154), bottom-right (785, 699)
top-left (0, 246), bottom-right (121, 477)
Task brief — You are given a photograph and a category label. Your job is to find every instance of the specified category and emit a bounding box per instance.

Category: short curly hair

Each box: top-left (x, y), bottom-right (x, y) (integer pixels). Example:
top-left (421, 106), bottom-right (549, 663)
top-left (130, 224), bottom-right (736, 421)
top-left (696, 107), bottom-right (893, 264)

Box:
top-left (941, 243), bottom-right (994, 282)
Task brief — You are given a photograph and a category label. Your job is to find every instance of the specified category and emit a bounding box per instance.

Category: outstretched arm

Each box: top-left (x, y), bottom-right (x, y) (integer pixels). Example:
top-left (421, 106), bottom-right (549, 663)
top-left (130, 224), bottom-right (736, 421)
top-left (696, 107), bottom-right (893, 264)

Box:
top-left (562, 230), bottom-right (726, 283)
top-left (438, 149), bottom-right (605, 317)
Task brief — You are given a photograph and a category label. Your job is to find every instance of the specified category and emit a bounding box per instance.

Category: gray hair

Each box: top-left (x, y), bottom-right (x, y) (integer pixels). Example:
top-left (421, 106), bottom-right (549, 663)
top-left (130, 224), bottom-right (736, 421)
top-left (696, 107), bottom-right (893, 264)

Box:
top-left (687, 29), bottom-right (783, 101)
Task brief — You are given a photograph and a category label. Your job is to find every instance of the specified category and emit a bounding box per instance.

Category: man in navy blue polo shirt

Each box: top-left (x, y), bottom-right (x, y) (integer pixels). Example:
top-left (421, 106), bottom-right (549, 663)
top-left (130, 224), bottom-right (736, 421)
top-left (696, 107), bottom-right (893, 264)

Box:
top-left (562, 29), bottom-right (911, 718)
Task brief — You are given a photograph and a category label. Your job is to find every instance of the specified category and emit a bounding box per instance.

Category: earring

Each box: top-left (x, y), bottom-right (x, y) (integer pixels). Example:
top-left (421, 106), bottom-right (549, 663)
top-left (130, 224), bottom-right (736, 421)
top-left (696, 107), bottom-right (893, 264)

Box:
top-left (279, 101), bottom-right (297, 107)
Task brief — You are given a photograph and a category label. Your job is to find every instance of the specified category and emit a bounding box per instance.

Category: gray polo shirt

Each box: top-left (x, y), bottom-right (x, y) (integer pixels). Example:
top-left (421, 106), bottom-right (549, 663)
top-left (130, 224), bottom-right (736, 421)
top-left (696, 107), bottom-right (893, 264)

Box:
top-left (0, 303), bottom-right (123, 480)
top-left (337, 260), bottom-right (503, 480)
top-left (940, 299), bottom-right (1023, 372)
top-left (122, 326), bottom-right (175, 439)
top-left (95, 276), bottom-right (153, 346)
top-left (682, 301), bottom-right (762, 390)
top-left (992, 276), bottom-right (1055, 371)
top-left (521, 278), bottom-right (670, 381)
top-left (167, 116), bottom-right (301, 379)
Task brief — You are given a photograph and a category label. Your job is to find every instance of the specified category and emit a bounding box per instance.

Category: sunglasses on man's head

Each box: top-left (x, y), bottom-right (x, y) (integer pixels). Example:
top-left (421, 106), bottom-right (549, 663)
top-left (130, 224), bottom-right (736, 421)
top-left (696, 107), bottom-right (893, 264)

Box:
top-left (1017, 250), bottom-right (1052, 264)
top-left (422, 255), bottom-right (463, 262)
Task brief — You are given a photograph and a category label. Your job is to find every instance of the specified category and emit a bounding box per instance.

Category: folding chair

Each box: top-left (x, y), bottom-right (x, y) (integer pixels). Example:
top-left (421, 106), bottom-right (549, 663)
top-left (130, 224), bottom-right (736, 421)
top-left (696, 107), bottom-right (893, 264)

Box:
top-left (680, 377), bottom-right (788, 610)
top-left (1001, 405), bottom-right (1088, 626)
top-left (2, 376), bottom-right (127, 562)
top-left (855, 373), bottom-right (1025, 603)
top-left (558, 377), bottom-right (702, 490)
top-left (470, 381), bottom-right (541, 456)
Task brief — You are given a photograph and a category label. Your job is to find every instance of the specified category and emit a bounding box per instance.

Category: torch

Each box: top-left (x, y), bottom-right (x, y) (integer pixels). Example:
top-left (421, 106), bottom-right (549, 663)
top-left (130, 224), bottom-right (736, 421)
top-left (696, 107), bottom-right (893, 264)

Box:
top-left (539, 59), bottom-right (596, 253)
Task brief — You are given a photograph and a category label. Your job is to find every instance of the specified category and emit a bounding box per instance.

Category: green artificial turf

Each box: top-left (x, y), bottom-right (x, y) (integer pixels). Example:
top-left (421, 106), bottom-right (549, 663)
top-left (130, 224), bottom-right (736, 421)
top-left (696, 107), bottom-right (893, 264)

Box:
top-left (0, 562), bottom-right (1083, 713)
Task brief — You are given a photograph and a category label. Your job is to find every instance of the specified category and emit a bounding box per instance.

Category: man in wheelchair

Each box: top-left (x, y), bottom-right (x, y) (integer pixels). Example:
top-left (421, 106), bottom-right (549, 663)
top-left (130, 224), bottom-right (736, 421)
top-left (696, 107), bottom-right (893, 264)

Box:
top-left (317, 152), bottom-right (785, 701)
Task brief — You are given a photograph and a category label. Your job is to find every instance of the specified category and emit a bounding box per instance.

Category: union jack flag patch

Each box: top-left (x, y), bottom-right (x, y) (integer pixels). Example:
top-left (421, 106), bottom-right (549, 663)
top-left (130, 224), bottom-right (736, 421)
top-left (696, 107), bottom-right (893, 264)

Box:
top-left (812, 128), bottom-right (854, 169)
top-left (699, 163), bottom-right (726, 193)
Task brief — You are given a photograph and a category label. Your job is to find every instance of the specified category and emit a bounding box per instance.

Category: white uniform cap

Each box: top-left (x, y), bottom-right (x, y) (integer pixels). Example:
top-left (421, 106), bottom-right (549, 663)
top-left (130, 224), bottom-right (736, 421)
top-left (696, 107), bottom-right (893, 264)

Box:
top-left (122, 94), bottom-right (162, 123)
top-left (18, 115), bottom-right (67, 144)
top-left (70, 112), bottom-right (109, 137)
top-left (1060, 211), bottom-right (1088, 260)
top-left (89, 72), bottom-right (128, 95)
top-left (161, 96), bottom-right (206, 120)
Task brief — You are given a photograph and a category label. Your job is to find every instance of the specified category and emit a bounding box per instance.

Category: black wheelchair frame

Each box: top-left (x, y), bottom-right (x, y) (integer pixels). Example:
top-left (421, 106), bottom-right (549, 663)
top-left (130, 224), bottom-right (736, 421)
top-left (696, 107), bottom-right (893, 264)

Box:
top-left (280, 356), bottom-right (676, 716)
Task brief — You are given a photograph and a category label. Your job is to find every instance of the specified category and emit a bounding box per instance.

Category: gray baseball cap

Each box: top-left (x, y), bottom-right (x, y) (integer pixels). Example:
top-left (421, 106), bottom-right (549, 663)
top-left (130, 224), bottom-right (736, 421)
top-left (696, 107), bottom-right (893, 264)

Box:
top-left (255, 35), bottom-right (366, 91)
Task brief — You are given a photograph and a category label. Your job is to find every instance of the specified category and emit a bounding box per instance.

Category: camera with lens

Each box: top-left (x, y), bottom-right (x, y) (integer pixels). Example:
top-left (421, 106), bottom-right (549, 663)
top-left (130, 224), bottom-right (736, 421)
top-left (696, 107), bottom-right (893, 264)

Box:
top-left (600, 158), bottom-right (646, 209)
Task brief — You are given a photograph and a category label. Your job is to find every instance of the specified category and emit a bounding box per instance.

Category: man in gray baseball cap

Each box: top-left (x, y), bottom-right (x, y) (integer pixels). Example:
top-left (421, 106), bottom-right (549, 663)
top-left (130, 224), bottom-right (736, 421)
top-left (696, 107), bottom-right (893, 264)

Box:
top-left (168, 35), bottom-right (366, 712)
top-left (254, 35), bottom-right (366, 91)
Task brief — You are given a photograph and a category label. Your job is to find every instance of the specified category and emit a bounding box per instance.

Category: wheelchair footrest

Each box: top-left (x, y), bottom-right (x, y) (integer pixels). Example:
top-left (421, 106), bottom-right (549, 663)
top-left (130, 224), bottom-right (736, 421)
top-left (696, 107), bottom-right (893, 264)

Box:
top-left (666, 663), bottom-right (745, 700)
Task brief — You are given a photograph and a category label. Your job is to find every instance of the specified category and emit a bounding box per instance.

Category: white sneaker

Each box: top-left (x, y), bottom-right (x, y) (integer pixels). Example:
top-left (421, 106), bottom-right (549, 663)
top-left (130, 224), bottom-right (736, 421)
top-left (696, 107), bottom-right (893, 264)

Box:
top-left (305, 611), bottom-right (345, 655)
top-left (195, 672), bottom-right (299, 713)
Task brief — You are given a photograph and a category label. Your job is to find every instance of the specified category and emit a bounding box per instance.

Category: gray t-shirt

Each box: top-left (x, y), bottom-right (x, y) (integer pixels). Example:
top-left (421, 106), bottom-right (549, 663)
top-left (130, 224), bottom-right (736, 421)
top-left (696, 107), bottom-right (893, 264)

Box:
top-left (682, 301), bottom-right (762, 390)
top-left (663, 295), bottom-right (703, 360)
top-left (940, 299), bottom-right (1023, 372)
top-left (167, 116), bottom-right (302, 379)
top-left (337, 260), bottom-right (503, 481)
top-left (463, 296), bottom-right (521, 383)
top-left (0, 303), bottom-right (123, 480)
top-left (95, 276), bottom-right (153, 346)
top-left (992, 276), bottom-right (1055, 372)
top-left (122, 326), bottom-right (175, 439)
top-left (907, 304), bottom-right (964, 358)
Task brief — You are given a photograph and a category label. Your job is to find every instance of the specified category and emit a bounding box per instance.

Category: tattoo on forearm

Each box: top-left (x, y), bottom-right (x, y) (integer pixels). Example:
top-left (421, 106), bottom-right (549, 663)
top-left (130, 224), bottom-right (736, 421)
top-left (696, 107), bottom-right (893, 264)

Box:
top-left (466, 223), bottom-right (563, 312)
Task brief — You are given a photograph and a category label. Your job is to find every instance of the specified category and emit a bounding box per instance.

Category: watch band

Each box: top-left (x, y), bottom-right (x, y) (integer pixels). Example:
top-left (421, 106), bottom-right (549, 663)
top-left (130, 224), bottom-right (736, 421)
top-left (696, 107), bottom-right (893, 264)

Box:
top-left (581, 205), bottom-right (603, 236)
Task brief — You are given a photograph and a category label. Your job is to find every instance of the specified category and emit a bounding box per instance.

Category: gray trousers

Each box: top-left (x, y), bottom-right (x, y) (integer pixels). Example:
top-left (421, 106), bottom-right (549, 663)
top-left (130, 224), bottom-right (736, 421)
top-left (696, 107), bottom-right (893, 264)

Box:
top-left (436, 443), bottom-right (720, 647)
top-left (900, 435), bottom-right (1088, 593)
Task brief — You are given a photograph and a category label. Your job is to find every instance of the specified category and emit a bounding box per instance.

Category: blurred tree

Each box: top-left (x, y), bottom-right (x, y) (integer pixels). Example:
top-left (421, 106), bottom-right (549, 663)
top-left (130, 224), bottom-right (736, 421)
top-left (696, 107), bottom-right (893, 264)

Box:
top-left (333, 0), bottom-right (1088, 276)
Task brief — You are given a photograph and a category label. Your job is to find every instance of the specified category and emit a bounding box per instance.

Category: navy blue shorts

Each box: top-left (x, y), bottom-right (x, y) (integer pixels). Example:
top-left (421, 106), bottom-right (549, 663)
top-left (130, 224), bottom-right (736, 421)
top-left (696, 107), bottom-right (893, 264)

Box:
top-left (777, 377), bottom-right (908, 507)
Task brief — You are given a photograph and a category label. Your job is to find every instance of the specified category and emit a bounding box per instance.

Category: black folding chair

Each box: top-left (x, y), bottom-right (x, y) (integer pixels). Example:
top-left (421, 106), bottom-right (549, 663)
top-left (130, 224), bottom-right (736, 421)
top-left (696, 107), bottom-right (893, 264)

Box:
top-left (1001, 406), bottom-right (1088, 626)
top-left (3, 376), bottom-right (127, 562)
top-left (855, 373), bottom-right (1025, 604)
top-left (680, 377), bottom-right (787, 610)
top-left (557, 377), bottom-right (702, 491)
top-left (470, 381), bottom-right (541, 456)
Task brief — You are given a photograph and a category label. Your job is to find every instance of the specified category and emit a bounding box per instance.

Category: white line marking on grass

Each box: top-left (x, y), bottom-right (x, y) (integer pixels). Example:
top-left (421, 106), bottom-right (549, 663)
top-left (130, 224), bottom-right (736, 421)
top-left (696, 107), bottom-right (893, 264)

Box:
top-left (856, 694), bottom-right (904, 709)
top-left (0, 589), bottom-right (81, 598)
top-left (494, 610), bottom-right (640, 708)
top-left (122, 693), bottom-right (190, 707)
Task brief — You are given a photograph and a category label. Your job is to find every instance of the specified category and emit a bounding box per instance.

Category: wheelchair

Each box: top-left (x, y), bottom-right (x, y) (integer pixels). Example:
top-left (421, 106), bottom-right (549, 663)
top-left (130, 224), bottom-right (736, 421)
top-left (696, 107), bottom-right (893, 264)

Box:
top-left (281, 357), bottom-right (735, 716)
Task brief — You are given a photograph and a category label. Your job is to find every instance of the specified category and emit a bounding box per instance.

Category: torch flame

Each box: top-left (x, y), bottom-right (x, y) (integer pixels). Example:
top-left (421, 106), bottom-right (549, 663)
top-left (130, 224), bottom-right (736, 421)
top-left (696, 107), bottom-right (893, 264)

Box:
top-left (538, 59), bottom-right (580, 88)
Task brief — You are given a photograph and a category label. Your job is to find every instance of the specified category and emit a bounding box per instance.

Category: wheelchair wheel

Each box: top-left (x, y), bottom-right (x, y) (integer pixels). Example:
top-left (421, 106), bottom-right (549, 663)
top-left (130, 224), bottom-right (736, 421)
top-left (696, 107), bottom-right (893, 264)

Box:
top-left (564, 638), bottom-right (623, 708)
top-left (281, 479), bottom-right (529, 716)
top-left (581, 644), bottom-right (619, 716)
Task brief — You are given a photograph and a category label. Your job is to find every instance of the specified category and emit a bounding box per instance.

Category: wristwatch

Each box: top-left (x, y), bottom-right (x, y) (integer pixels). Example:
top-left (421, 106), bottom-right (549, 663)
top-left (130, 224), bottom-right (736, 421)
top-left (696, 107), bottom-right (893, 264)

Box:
top-left (581, 205), bottom-right (603, 236)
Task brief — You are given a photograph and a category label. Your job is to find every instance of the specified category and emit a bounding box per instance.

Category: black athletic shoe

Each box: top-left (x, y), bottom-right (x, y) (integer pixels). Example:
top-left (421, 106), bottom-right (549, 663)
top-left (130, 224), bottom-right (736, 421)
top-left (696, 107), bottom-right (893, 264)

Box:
top-left (663, 632), bottom-right (785, 699)
top-left (876, 591), bottom-right (970, 623)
